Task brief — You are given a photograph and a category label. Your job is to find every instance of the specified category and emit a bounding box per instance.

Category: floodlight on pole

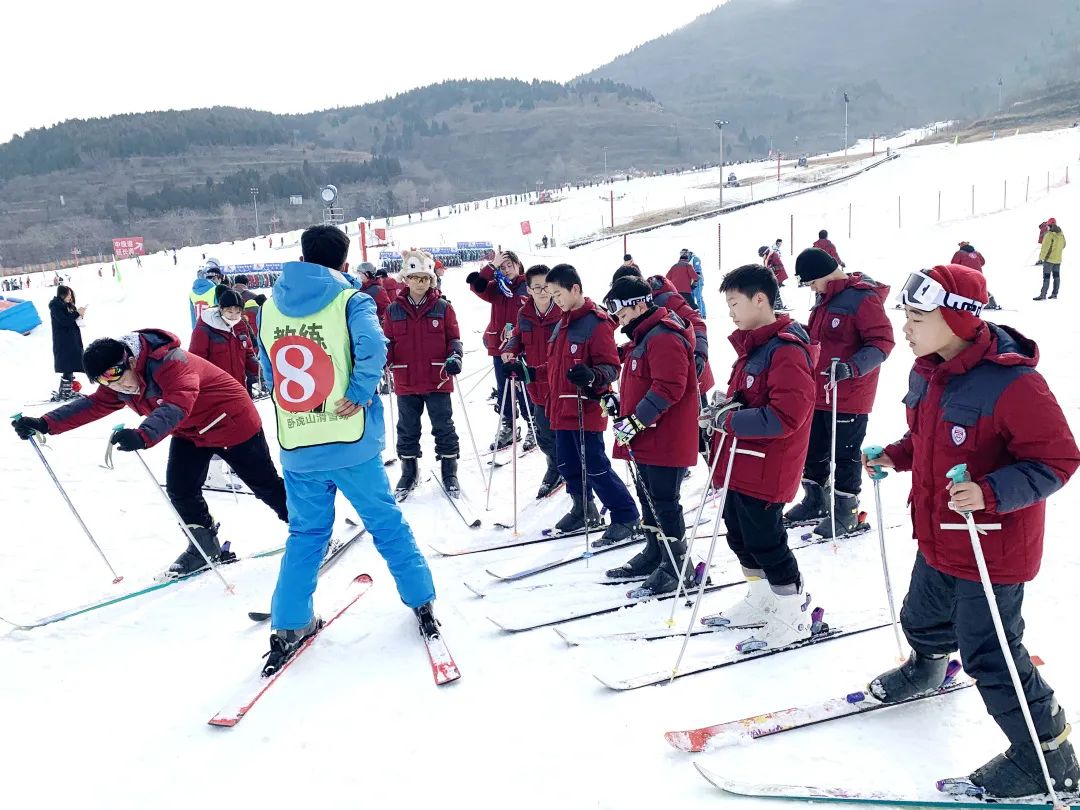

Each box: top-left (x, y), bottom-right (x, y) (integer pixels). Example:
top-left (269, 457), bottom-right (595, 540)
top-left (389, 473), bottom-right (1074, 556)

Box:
top-left (250, 187), bottom-right (260, 236)
top-left (843, 93), bottom-right (850, 157)
top-left (715, 120), bottom-right (728, 207)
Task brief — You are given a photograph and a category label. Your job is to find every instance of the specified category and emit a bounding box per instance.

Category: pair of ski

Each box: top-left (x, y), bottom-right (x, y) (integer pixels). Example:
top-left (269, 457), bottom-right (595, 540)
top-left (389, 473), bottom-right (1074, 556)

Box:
top-left (209, 574), bottom-right (460, 727)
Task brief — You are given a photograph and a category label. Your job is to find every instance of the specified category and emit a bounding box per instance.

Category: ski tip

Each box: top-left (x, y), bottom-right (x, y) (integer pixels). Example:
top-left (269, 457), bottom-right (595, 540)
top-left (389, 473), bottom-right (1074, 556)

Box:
top-left (352, 573), bottom-right (374, 586)
top-left (247, 611), bottom-right (271, 623)
top-left (552, 627), bottom-right (575, 646)
top-left (469, 519), bottom-right (481, 528)
top-left (693, 762), bottom-right (726, 789)
top-left (207, 715), bottom-right (240, 728)
top-left (663, 730), bottom-right (699, 753)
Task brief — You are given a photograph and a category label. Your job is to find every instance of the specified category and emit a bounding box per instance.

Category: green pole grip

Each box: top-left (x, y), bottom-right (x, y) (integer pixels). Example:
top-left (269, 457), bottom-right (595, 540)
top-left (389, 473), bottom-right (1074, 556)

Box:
top-left (863, 444), bottom-right (888, 480)
top-left (946, 463), bottom-right (970, 485)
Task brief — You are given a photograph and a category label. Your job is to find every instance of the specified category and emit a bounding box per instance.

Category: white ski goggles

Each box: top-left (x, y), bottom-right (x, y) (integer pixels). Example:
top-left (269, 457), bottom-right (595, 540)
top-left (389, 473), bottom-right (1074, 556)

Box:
top-left (899, 270), bottom-right (984, 317)
top-left (605, 293), bottom-right (652, 315)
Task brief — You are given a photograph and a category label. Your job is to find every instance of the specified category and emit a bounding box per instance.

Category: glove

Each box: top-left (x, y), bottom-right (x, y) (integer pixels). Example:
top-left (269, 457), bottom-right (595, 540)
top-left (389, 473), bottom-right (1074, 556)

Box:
top-left (501, 359), bottom-right (520, 379)
top-left (613, 414), bottom-right (647, 446)
top-left (825, 362), bottom-right (854, 383)
top-left (12, 416), bottom-right (48, 440)
top-left (465, 272), bottom-right (488, 293)
top-left (444, 354), bottom-right (462, 376)
top-left (695, 353), bottom-right (707, 377)
top-left (110, 428), bottom-right (147, 452)
top-left (698, 399), bottom-right (742, 434)
top-left (599, 392), bottom-right (620, 418)
top-left (566, 365), bottom-right (595, 387)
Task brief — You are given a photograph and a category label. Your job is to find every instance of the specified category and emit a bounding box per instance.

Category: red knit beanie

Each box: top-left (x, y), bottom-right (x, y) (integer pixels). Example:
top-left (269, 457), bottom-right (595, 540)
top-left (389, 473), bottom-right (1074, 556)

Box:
top-left (926, 264), bottom-right (987, 340)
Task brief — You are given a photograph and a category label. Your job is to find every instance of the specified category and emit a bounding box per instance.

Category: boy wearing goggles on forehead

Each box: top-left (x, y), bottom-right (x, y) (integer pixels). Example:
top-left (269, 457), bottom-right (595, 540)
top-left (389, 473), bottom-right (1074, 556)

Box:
top-left (863, 263), bottom-right (1080, 797)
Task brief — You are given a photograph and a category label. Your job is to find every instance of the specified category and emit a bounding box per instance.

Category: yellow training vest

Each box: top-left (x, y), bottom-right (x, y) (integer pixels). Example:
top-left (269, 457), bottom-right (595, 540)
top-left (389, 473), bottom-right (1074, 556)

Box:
top-left (259, 288), bottom-right (365, 450)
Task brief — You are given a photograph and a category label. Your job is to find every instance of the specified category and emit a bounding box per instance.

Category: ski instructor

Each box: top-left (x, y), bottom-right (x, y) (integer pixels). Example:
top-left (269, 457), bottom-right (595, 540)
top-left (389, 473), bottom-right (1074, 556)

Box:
top-left (10, 329), bottom-right (289, 577)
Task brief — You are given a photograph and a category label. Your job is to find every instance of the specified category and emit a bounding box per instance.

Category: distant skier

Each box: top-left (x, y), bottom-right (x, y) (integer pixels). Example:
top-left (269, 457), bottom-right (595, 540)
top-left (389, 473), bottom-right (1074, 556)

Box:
top-left (1034, 217), bottom-right (1066, 300)
top-left (382, 249), bottom-right (463, 499)
top-left (951, 242), bottom-right (1001, 309)
top-left (865, 264), bottom-right (1079, 798)
top-left (189, 259), bottom-right (223, 328)
top-left (257, 225), bottom-right (437, 675)
top-left (355, 262), bottom-right (391, 320)
top-left (758, 245), bottom-right (788, 311)
top-left (666, 249), bottom-right (701, 311)
top-left (688, 249), bottom-right (707, 316)
top-left (812, 230), bottom-right (845, 267)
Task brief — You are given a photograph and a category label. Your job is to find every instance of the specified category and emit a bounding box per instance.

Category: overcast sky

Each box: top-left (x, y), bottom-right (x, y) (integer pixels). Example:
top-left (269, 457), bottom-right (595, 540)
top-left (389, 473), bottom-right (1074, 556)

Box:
top-left (1, 0), bottom-right (724, 145)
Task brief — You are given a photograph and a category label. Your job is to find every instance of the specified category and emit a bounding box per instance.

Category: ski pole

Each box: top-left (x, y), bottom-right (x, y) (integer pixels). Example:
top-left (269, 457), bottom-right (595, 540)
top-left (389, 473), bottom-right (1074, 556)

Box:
top-left (577, 389), bottom-right (591, 563)
top-left (463, 363), bottom-right (495, 399)
top-left (484, 378), bottom-right (511, 511)
top-left (510, 375), bottom-right (520, 537)
top-left (671, 435), bottom-right (739, 679)
top-left (946, 463), bottom-right (1062, 809)
top-left (384, 369), bottom-right (397, 457)
top-left (12, 412), bottom-right (124, 585)
top-left (863, 445), bottom-right (904, 661)
top-left (110, 425), bottom-right (236, 594)
top-left (828, 357), bottom-right (840, 542)
top-left (455, 382), bottom-right (487, 484)
top-left (623, 446), bottom-right (682, 587)
top-left (667, 431), bottom-right (727, 625)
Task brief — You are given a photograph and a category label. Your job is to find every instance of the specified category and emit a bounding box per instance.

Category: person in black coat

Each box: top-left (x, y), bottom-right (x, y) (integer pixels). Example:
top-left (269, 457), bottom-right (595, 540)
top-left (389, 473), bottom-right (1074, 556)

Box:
top-left (49, 285), bottom-right (86, 400)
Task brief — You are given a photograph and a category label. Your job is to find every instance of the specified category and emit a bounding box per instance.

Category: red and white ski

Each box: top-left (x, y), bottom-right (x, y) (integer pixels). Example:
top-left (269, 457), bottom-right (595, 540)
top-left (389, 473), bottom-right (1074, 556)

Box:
top-left (423, 632), bottom-right (461, 686)
top-left (208, 574), bottom-right (374, 727)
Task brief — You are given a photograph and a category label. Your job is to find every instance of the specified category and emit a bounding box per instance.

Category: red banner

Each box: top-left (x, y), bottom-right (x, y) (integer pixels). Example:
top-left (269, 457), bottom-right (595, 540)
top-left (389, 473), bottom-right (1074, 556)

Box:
top-left (520, 220), bottom-right (532, 235)
top-left (373, 228), bottom-right (387, 242)
top-left (112, 237), bottom-right (145, 258)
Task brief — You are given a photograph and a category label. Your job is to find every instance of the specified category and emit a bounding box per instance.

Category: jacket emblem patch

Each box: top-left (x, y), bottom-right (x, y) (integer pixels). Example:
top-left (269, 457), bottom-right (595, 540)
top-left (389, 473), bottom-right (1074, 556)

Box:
top-left (951, 426), bottom-right (967, 446)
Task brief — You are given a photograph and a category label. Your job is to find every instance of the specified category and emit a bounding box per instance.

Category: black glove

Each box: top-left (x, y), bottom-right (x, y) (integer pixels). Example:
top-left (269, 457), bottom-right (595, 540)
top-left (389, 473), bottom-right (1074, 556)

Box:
top-left (501, 359), bottom-right (520, 379)
top-left (599, 392), bottom-right (620, 418)
top-left (825, 362), bottom-right (854, 383)
top-left (465, 272), bottom-right (488, 293)
top-left (444, 354), bottom-right (462, 376)
top-left (695, 353), bottom-right (707, 377)
top-left (566, 365), bottom-right (595, 387)
top-left (12, 416), bottom-right (47, 440)
top-left (110, 428), bottom-right (147, 452)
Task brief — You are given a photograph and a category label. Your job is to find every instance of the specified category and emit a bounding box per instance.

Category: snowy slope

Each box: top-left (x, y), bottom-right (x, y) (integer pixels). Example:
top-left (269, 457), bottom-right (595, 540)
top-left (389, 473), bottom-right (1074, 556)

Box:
top-left (2, 127), bottom-right (1080, 809)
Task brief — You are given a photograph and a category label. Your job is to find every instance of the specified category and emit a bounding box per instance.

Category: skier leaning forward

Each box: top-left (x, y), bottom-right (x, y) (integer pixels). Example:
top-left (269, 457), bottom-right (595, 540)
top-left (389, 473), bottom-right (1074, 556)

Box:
top-left (257, 225), bottom-right (436, 675)
top-left (866, 263), bottom-right (1080, 797)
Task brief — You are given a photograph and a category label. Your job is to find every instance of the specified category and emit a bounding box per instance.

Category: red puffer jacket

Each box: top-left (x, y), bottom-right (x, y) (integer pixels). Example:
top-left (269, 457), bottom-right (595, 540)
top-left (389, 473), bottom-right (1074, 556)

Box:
top-left (710, 317), bottom-right (819, 503)
top-left (950, 247), bottom-right (986, 272)
top-left (884, 323), bottom-right (1079, 584)
top-left (380, 274), bottom-right (404, 298)
top-left (666, 260), bottom-right (699, 297)
top-left (383, 288), bottom-right (463, 395)
top-left (765, 250), bottom-right (789, 285)
top-left (805, 273), bottom-right (894, 413)
top-left (645, 275), bottom-right (715, 394)
top-left (361, 276), bottom-right (391, 320)
top-left (812, 238), bottom-right (844, 265)
top-left (505, 299), bottom-right (561, 404)
top-left (44, 329), bottom-right (261, 449)
top-left (188, 309), bottom-right (260, 385)
top-left (466, 264), bottom-right (530, 356)
top-left (545, 299), bottom-right (620, 431)
top-left (613, 307), bottom-right (698, 468)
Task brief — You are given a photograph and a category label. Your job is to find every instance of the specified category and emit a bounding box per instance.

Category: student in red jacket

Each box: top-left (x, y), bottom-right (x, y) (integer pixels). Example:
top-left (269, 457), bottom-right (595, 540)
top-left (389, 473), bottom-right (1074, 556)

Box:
top-left (383, 251), bottom-right (463, 498)
top-left (188, 288), bottom-right (260, 387)
top-left (466, 250), bottom-right (531, 448)
top-left (544, 263), bottom-right (640, 542)
top-left (356, 263), bottom-right (392, 320)
top-left (700, 264), bottom-right (818, 651)
top-left (863, 263), bottom-right (1080, 798)
top-left (11, 330), bottom-right (288, 577)
top-left (666, 249), bottom-right (700, 310)
top-left (503, 264), bottom-right (563, 498)
top-left (758, 245), bottom-right (789, 310)
top-left (812, 230), bottom-right (846, 267)
top-left (786, 247), bottom-right (894, 537)
top-left (602, 276), bottom-right (699, 596)
top-left (951, 242), bottom-right (1002, 310)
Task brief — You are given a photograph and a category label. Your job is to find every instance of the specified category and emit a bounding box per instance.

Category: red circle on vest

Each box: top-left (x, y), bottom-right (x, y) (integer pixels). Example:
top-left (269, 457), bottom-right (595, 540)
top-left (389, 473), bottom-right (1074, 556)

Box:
top-left (270, 336), bottom-right (334, 413)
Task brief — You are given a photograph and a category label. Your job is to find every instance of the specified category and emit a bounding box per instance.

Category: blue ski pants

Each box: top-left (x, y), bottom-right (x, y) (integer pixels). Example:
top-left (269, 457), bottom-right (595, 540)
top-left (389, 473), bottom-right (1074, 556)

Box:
top-left (555, 429), bottom-right (639, 525)
top-left (271, 455), bottom-right (435, 630)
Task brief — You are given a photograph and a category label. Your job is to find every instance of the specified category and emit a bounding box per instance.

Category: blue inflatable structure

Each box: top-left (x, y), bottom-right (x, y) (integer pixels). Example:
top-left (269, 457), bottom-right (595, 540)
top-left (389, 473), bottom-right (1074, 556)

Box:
top-left (0, 296), bottom-right (42, 335)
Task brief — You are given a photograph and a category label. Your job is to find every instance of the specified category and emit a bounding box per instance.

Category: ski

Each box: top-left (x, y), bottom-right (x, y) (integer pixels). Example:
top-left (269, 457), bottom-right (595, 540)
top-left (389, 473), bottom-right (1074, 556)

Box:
top-left (464, 571), bottom-right (646, 598)
top-left (395, 472), bottom-right (431, 503)
top-left (665, 659), bottom-right (972, 752)
top-left (208, 574), bottom-right (374, 727)
top-left (159, 482), bottom-right (255, 496)
top-left (420, 626), bottom-right (462, 686)
top-left (557, 619), bottom-right (752, 646)
top-left (0, 542), bottom-right (287, 631)
top-left (246, 524), bottom-right (367, 622)
top-left (593, 613), bottom-right (892, 690)
top-left (691, 765), bottom-right (1079, 809)
top-left (490, 480), bottom-right (568, 528)
top-left (431, 470), bottom-right (481, 528)
top-left (427, 519), bottom-right (611, 557)
top-left (487, 579), bottom-right (735, 633)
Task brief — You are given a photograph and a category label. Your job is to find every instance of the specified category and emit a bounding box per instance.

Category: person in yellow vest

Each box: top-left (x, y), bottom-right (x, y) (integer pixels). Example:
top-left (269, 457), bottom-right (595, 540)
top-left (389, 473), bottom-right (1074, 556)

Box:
top-left (257, 224), bottom-right (437, 676)
top-left (189, 259), bottom-right (223, 328)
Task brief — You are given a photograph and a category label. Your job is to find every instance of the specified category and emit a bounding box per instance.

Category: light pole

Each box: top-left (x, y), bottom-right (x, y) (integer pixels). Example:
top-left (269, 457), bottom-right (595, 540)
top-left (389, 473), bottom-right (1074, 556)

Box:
top-left (250, 187), bottom-right (260, 235)
top-left (997, 77), bottom-right (1004, 111)
top-left (843, 92), bottom-right (850, 157)
top-left (715, 120), bottom-right (728, 207)
top-left (603, 146), bottom-right (608, 181)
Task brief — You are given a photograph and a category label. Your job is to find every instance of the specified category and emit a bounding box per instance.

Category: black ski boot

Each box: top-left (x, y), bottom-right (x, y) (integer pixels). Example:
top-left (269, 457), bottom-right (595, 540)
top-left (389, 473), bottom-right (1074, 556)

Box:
top-left (167, 524), bottom-right (235, 578)
top-left (554, 495), bottom-right (601, 534)
top-left (630, 539), bottom-right (693, 598)
top-left (262, 615), bottom-right (323, 677)
top-left (490, 422), bottom-right (518, 451)
top-left (784, 479), bottom-right (828, 525)
top-left (439, 456), bottom-right (460, 497)
top-left (596, 519), bottom-right (640, 547)
top-left (395, 457), bottom-right (419, 499)
top-left (868, 650), bottom-right (949, 702)
top-left (415, 602), bottom-right (440, 639)
top-left (813, 490), bottom-right (862, 539)
top-left (537, 461), bottom-right (563, 499)
top-left (985, 295), bottom-right (1003, 311)
top-left (605, 530), bottom-right (661, 580)
top-left (522, 427), bottom-right (537, 453)
top-left (968, 702), bottom-right (1079, 798)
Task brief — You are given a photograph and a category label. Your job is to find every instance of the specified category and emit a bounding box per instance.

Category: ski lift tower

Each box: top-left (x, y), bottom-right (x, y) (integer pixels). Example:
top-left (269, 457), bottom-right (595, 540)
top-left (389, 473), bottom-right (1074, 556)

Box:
top-left (321, 185), bottom-right (344, 225)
